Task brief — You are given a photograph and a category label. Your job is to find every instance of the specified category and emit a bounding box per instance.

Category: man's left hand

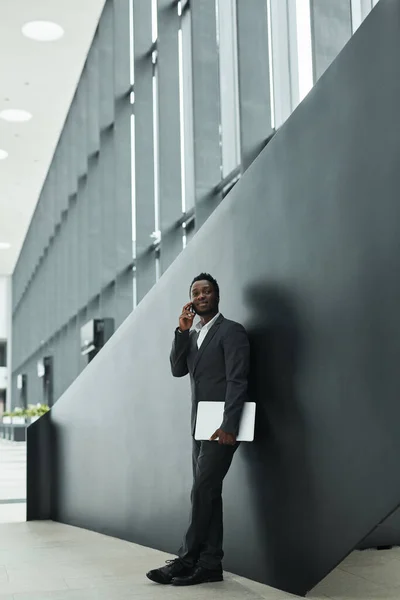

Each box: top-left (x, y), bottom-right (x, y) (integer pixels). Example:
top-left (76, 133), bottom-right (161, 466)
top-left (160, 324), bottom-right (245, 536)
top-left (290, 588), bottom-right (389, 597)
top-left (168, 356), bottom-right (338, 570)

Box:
top-left (210, 429), bottom-right (236, 445)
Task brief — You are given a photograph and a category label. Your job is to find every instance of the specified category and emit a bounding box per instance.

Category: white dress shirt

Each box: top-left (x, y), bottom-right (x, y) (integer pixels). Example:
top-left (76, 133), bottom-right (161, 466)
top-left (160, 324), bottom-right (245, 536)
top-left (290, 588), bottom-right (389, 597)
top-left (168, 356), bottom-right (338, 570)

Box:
top-left (194, 312), bottom-right (220, 349)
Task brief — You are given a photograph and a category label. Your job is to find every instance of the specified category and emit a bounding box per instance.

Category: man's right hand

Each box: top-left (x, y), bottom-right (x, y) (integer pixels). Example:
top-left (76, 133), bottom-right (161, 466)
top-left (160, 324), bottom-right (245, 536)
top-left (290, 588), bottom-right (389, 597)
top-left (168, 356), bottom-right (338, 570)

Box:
top-left (179, 303), bottom-right (195, 332)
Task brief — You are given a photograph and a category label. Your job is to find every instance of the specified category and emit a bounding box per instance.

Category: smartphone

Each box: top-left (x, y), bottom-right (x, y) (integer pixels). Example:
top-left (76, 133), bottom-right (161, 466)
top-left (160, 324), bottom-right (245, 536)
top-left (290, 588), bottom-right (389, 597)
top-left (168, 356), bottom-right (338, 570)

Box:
top-left (190, 302), bottom-right (197, 315)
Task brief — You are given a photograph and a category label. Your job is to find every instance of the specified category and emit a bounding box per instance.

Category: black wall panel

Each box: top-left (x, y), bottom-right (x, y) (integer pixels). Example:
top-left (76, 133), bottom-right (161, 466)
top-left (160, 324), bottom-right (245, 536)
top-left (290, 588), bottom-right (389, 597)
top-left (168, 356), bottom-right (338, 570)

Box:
top-left (27, 413), bottom-right (53, 521)
top-left (28, 1), bottom-right (400, 595)
top-left (359, 508), bottom-right (400, 549)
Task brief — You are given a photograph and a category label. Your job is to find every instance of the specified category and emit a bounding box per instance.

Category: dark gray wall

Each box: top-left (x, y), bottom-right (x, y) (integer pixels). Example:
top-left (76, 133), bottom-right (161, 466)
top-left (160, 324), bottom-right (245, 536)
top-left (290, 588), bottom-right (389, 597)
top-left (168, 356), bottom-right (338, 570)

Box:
top-left (27, 413), bottom-right (53, 521)
top-left (359, 508), bottom-right (400, 549)
top-left (27, 0), bottom-right (400, 595)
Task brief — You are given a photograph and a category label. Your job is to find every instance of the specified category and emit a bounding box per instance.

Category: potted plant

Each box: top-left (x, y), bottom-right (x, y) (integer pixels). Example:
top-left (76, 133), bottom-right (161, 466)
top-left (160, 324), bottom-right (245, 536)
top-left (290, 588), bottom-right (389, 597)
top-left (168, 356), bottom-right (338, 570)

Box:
top-left (11, 407), bottom-right (26, 425)
top-left (1, 404), bottom-right (50, 427)
top-left (27, 404), bottom-right (50, 424)
top-left (2, 411), bottom-right (11, 425)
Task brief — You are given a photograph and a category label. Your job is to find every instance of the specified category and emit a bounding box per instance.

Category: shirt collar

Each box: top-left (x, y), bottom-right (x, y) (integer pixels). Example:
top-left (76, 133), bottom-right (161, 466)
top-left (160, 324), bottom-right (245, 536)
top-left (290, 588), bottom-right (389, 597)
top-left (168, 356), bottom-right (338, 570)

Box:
top-left (195, 312), bottom-right (220, 331)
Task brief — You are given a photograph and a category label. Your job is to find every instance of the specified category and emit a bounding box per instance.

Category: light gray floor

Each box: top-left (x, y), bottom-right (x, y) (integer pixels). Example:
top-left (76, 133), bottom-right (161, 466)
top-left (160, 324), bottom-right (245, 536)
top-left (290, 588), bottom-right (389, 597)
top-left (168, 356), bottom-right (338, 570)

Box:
top-left (1, 440), bottom-right (400, 599)
top-left (0, 439), bottom-right (26, 524)
top-left (0, 521), bottom-right (399, 599)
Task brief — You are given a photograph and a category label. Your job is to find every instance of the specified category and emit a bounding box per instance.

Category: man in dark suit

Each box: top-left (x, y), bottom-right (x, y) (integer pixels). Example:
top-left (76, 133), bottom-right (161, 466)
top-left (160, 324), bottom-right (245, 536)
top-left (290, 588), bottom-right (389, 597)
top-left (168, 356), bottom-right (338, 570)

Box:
top-left (147, 273), bottom-right (250, 587)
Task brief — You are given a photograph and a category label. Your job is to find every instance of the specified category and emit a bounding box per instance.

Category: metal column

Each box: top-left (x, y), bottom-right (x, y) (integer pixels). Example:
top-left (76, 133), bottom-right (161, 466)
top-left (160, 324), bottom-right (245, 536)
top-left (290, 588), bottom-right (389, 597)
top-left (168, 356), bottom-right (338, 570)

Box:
top-left (310, 0), bottom-right (352, 81)
top-left (157, 0), bottom-right (183, 273)
top-left (190, 0), bottom-right (222, 230)
top-left (236, 0), bottom-right (273, 171)
top-left (132, 0), bottom-right (157, 301)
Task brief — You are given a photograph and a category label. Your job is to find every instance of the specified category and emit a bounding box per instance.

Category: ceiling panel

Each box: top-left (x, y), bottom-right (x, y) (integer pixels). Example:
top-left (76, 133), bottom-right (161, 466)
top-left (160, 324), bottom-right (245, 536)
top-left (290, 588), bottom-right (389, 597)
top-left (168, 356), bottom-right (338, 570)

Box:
top-left (0, 0), bottom-right (106, 274)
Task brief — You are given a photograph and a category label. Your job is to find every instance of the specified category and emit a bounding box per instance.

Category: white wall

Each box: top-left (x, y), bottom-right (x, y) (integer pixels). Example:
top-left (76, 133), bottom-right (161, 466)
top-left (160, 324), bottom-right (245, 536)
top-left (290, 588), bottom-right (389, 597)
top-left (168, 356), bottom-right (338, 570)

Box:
top-left (0, 276), bottom-right (10, 340)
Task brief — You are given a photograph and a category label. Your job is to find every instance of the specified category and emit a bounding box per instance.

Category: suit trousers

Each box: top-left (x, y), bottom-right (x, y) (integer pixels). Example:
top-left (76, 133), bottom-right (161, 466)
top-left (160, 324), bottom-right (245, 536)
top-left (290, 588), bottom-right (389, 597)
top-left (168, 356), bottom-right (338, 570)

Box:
top-left (178, 438), bottom-right (239, 570)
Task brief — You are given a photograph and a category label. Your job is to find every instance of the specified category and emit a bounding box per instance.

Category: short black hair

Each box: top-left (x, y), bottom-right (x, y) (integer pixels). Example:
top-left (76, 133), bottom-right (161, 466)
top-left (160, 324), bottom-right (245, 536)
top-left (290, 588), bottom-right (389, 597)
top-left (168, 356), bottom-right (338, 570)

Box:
top-left (190, 273), bottom-right (220, 300)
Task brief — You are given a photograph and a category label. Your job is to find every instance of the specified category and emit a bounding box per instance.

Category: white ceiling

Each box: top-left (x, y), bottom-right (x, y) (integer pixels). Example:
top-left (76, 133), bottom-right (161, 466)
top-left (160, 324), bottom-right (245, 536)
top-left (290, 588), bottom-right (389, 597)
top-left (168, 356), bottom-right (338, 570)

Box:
top-left (0, 0), bottom-right (106, 275)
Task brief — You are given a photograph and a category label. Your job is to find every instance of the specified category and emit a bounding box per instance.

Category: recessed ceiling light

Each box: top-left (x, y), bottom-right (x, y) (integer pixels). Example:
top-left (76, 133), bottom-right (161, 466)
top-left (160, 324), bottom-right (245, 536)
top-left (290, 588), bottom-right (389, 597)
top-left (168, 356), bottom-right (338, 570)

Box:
top-left (0, 243), bottom-right (11, 250)
top-left (0, 149), bottom-right (8, 160)
top-left (22, 21), bottom-right (64, 42)
top-left (0, 109), bottom-right (32, 122)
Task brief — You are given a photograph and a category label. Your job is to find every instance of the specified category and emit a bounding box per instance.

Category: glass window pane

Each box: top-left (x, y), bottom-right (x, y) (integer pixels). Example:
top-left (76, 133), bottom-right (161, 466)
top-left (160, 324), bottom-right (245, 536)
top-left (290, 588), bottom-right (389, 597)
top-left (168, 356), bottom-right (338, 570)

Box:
top-left (180, 7), bottom-right (195, 212)
top-left (217, 0), bottom-right (240, 176)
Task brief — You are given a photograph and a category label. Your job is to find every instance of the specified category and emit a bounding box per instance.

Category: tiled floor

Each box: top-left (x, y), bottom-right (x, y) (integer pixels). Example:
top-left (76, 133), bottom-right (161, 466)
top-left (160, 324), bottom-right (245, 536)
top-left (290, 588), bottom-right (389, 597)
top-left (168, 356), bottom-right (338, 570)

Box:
top-left (1, 440), bottom-right (400, 599)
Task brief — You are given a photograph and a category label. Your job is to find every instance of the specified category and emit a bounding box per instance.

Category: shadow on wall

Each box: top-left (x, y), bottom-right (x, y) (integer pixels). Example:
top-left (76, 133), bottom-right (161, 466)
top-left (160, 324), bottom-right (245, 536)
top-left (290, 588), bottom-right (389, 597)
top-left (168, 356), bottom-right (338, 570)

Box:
top-left (242, 283), bottom-right (318, 591)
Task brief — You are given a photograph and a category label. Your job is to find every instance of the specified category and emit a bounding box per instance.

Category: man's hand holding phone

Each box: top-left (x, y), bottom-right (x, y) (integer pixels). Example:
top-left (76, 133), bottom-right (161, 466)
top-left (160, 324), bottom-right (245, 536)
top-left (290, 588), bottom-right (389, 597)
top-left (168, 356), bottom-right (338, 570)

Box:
top-left (179, 302), bottom-right (195, 332)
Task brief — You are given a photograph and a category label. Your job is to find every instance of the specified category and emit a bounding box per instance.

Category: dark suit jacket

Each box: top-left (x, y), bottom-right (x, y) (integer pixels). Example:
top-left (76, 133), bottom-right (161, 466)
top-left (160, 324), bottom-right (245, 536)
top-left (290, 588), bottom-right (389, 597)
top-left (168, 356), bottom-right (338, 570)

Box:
top-left (170, 314), bottom-right (250, 436)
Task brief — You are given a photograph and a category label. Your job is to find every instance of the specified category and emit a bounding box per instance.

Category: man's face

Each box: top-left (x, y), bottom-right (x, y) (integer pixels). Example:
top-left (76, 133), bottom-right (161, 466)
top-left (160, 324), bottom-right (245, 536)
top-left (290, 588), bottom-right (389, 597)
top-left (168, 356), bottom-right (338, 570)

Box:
top-left (190, 280), bottom-right (219, 316)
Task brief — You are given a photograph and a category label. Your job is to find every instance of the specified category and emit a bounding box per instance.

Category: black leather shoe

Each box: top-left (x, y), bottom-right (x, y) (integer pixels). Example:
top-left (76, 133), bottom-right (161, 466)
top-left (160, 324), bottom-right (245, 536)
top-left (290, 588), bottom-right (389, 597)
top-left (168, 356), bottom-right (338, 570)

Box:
top-left (146, 559), bottom-right (193, 584)
top-left (172, 565), bottom-right (223, 586)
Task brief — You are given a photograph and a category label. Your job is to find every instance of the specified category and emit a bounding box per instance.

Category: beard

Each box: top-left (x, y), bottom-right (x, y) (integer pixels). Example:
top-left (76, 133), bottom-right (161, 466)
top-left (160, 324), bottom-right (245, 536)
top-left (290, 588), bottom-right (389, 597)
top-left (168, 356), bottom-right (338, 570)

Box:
top-left (195, 304), bottom-right (216, 316)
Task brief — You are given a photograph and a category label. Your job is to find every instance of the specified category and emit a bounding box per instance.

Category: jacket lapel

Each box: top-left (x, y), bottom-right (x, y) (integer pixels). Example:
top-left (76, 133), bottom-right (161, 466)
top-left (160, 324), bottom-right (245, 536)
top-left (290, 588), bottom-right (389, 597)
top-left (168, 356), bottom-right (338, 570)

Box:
top-left (193, 314), bottom-right (224, 374)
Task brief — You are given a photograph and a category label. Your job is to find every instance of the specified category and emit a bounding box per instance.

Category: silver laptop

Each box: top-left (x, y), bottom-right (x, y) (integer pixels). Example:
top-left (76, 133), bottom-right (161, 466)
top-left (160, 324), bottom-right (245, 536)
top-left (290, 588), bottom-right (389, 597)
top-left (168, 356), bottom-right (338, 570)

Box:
top-left (195, 402), bottom-right (256, 442)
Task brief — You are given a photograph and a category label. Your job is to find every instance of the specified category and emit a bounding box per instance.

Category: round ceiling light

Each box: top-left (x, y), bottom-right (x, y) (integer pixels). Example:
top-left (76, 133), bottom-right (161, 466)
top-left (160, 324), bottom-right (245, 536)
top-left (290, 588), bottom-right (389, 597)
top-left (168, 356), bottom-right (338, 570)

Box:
top-left (0, 149), bottom-right (8, 160)
top-left (22, 21), bottom-right (64, 42)
top-left (0, 243), bottom-right (11, 250)
top-left (0, 109), bottom-right (32, 122)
